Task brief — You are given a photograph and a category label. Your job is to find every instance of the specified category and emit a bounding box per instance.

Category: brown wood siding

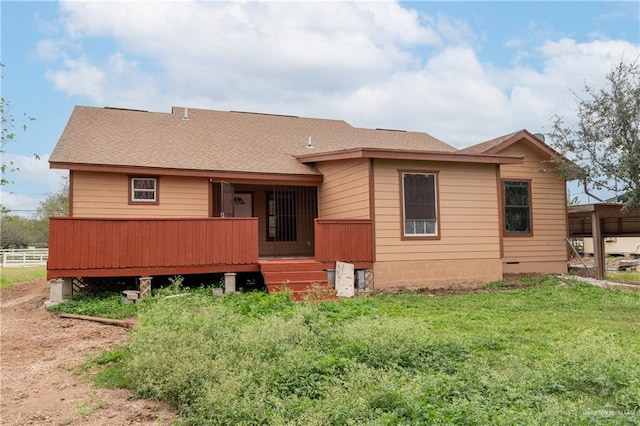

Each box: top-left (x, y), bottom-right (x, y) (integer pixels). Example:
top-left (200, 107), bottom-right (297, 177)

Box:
top-left (316, 158), bottom-right (370, 219)
top-left (499, 142), bottom-right (568, 266)
top-left (373, 160), bottom-right (501, 262)
top-left (72, 171), bottom-right (209, 218)
top-left (47, 217), bottom-right (258, 279)
top-left (314, 219), bottom-right (373, 263)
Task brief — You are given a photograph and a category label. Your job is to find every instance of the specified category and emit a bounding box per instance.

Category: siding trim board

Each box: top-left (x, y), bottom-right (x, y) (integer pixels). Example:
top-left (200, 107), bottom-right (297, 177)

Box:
top-left (496, 166), bottom-right (504, 258)
top-left (51, 162), bottom-right (323, 185)
top-left (69, 170), bottom-right (74, 217)
top-left (298, 147), bottom-right (524, 165)
top-left (369, 158), bottom-right (377, 262)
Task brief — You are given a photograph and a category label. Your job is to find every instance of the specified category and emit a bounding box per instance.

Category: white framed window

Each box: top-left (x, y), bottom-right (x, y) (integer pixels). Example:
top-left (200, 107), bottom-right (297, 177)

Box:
top-left (401, 171), bottom-right (438, 238)
top-left (130, 177), bottom-right (158, 204)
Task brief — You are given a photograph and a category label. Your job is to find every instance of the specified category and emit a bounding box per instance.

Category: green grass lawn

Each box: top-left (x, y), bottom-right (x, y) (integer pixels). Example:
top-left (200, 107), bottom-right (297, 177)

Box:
top-left (65, 276), bottom-right (640, 425)
top-left (607, 270), bottom-right (640, 283)
top-left (0, 266), bottom-right (46, 288)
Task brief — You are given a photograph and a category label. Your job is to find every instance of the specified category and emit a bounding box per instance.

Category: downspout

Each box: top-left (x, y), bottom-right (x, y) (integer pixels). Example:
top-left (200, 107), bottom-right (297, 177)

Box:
top-left (583, 180), bottom-right (604, 203)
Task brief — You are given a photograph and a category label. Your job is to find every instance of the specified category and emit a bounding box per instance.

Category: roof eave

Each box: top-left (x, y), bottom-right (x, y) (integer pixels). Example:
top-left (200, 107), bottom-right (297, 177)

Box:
top-left (50, 161), bottom-right (323, 184)
top-left (296, 147), bottom-right (524, 165)
top-left (483, 130), bottom-right (565, 159)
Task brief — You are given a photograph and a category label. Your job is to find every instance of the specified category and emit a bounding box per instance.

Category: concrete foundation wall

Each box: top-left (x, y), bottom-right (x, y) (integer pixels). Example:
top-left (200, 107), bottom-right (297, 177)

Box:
top-left (502, 260), bottom-right (567, 275)
top-left (373, 258), bottom-right (502, 290)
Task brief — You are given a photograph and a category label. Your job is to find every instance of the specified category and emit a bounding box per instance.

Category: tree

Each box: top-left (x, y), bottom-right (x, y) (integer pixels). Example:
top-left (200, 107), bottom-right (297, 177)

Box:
top-left (34, 177), bottom-right (69, 220)
top-left (1, 62), bottom-right (37, 187)
top-left (0, 178), bottom-right (68, 248)
top-left (549, 58), bottom-right (640, 213)
top-left (30, 177), bottom-right (70, 246)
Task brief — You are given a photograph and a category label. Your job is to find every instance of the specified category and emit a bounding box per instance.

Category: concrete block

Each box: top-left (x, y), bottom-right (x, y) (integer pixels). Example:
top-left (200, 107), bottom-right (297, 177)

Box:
top-left (139, 277), bottom-right (152, 298)
top-left (49, 278), bottom-right (72, 302)
top-left (224, 273), bottom-right (237, 294)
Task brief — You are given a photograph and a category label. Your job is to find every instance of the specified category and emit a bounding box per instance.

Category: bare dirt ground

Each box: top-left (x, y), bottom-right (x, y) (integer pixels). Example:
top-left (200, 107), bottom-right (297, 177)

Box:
top-left (0, 279), bottom-right (176, 425)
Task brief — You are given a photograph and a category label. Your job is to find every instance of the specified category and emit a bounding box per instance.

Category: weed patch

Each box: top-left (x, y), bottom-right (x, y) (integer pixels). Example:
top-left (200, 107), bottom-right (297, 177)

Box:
top-left (58, 275), bottom-right (640, 424)
top-left (101, 278), bottom-right (640, 424)
top-left (48, 292), bottom-right (138, 319)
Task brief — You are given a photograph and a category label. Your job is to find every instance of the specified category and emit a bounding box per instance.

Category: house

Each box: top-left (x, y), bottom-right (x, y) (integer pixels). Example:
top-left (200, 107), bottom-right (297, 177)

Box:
top-left (583, 236), bottom-right (640, 257)
top-left (47, 106), bottom-right (569, 297)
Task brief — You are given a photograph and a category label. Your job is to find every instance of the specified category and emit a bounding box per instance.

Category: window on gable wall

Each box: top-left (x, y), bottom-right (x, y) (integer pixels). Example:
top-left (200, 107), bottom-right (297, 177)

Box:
top-left (401, 172), bottom-right (438, 237)
top-left (130, 177), bottom-right (158, 204)
top-left (503, 180), bottom-right (531, 234)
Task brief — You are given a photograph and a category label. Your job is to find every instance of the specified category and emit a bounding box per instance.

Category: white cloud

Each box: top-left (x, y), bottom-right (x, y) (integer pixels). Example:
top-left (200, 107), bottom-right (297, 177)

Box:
top-left (39, 0), bottom-right (639, 150)
top-left (2, 154), bottom-right (66, 193)
top-left (1, 154), bottom-right (66, 216)
top-left (46, 55), bottom-right (106, 100)
top-left (35, 38), bottom-right (67, 61)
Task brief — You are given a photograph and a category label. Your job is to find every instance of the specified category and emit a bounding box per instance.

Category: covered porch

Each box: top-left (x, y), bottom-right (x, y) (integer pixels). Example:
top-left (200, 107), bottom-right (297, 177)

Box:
top-left (46, 216), bottom-right (373, 295)
top-left (213, 183), bottom-right (319, 258)
top-left (568, 203), bottom-right (640, 279)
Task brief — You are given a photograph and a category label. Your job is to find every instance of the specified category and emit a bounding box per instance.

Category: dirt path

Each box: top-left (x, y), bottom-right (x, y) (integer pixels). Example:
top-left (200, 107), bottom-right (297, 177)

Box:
top-left (1, 279), bottom-right (176, 425)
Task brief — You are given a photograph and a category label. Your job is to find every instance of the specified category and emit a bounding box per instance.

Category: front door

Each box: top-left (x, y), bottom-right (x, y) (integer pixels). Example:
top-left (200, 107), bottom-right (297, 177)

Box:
top-left (233, 193), bottom-right (253, 217)
top-left (262, 186), bottom-right (317, 258)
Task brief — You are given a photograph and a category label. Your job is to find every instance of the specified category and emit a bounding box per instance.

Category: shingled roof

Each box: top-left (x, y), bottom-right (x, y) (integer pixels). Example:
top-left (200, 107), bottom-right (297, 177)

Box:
top-left (458, 129), bottom-right (561, 159)
top-left (457, 130), bottom-right (522, 154)
top-left (50, 106), bottom-right (457, 176)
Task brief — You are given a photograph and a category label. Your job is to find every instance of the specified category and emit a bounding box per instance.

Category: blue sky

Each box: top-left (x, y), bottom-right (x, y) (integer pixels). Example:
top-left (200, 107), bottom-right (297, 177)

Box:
top-left (1, 1), bottom-right (639, 215)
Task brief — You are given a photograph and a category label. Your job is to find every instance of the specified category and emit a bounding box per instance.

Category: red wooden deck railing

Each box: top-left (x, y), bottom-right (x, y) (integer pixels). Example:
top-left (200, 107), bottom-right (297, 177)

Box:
top-left (47, 217), bottom-right (259, 279)
top-left (314, 219), bottom-right (373, 264)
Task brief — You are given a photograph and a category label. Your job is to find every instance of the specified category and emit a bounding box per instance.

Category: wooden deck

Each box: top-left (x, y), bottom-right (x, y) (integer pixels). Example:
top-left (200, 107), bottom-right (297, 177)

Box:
top-left (47, 218), bottom-right (374, 291)
top-left (314, 219), bottom-right (373, 263)
top-left (47, 217), bottom-right (259, 279)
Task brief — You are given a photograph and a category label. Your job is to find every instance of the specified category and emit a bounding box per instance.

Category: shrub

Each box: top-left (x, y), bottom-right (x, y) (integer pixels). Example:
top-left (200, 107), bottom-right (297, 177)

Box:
top-left (79, 278), bottom-right (640, 424)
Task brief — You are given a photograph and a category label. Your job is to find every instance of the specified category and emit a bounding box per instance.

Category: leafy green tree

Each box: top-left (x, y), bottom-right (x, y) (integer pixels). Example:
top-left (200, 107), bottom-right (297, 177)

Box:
top-left (549, 59), bottom-right (640, 212)
top-left (0, 215), bottom-right (30, 249)
top-left (0, 178), bottom-right (68, 248)
top-left (34, 177), bottom-right (69, 220)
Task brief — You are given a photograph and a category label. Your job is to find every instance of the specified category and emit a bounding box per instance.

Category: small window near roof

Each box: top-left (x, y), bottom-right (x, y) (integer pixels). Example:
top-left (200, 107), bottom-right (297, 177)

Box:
top-left (130, 177), bottom-right (158, 204)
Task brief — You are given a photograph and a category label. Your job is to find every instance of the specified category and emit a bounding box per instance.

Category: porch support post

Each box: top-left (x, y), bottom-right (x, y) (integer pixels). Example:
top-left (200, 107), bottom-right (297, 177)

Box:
top-left (139, 276), bottom-right (153, 298)
top-left (591, 211), bottom-right (605, 280)
top-left (224, 272), bottom-right (237, 294)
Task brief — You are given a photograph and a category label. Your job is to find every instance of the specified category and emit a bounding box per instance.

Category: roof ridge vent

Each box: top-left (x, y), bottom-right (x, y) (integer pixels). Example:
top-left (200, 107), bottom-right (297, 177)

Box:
top-left (104, 106), bottom-right (148, 113)
top-left (375, 128), bottom-right (407, 132)
top-left (229, 110), bottom-right (299, 118)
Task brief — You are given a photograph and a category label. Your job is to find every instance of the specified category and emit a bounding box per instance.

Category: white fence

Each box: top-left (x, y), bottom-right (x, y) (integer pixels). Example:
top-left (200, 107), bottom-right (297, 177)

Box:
top-left (1, 248), bottom-right (49, 268)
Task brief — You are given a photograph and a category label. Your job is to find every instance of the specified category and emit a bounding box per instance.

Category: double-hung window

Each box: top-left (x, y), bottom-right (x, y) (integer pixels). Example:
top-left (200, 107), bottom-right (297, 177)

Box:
top-left (401, 171), bottom-right (438, 238)
top-left (129, 177), bottom-right (159, 204)
top-left (503, 180), bottom-right (531, 235)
